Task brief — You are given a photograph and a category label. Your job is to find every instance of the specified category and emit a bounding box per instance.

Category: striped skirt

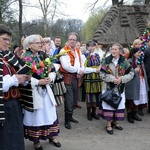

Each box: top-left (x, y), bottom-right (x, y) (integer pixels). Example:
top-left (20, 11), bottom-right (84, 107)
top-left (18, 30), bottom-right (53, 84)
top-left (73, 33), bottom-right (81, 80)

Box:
top-left (86, 93), bottom-right (100, 106)
top-left (24, 119), bottom-right (60, 143)
top-left (52, 81), bottom-right (66, 106)
top-left (99, 109), bottom-right (125, 121)
top-left (83, 73), bottom-right (102, 93)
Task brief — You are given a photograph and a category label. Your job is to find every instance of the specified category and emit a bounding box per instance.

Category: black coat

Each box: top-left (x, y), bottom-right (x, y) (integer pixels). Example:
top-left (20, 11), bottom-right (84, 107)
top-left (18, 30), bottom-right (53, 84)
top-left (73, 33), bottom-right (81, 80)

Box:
top-left (144, 47), bottom-right (150, 78)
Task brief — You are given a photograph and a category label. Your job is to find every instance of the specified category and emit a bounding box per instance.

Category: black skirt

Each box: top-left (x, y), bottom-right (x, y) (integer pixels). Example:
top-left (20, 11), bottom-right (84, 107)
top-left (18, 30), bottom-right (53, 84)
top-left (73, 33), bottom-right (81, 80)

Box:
top-left (0, 99), bottom-right (25, 150)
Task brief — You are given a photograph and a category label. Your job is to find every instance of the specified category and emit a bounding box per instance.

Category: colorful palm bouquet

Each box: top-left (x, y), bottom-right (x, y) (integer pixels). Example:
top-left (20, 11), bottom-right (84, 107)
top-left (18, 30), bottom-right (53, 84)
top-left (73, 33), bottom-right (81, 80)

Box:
top-left (23, 56), bottom-right (54, 78)
top-left (22, 50), bottom-right (71, 78)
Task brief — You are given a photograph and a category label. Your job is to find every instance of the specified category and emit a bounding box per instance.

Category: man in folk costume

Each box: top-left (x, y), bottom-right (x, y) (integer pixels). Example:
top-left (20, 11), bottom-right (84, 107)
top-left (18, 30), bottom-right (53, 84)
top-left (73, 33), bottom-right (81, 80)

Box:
top-left (0, 24), bottom-right (30, 150)
top-left (59, 32), bottom-right (84, 129)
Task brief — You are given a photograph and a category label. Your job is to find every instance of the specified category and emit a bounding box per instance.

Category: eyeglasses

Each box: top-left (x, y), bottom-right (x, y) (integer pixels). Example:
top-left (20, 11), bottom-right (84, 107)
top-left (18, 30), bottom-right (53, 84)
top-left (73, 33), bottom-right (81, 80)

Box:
top-left (0, 36), bottom-right (12, 43)
top-left (68, 39), bottom-right (76, 41)
top-left (31, 42), bottom-right (42, 45)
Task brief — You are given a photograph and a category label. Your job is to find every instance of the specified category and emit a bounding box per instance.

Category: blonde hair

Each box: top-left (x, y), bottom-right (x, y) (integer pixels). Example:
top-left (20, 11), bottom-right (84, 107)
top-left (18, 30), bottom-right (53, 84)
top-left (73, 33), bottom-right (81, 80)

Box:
top-left (147, 21), bottom-right (150, 28)
top-left (21, 36), bottom-right (26, 49)
top-left (42, 37), bottom-right (51, 44)
top-left (132, 39), bottom-right (142, 48)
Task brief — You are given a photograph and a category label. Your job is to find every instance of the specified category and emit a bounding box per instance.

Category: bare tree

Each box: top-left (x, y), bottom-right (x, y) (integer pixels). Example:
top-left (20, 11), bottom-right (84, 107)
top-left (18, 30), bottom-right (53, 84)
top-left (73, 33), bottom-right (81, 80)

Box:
top-left (38, 0), bottom-right (51, 37)
top-left (145, 0), bottom-right (150, 4)
top-left (86, 0), bottom-right (134, 12)
top-left (0, 0), bottom-right (17, 23)
top-left (38, 0), bottom-right (66, 37)
top-left (19, 0), bottom-right (23, 46)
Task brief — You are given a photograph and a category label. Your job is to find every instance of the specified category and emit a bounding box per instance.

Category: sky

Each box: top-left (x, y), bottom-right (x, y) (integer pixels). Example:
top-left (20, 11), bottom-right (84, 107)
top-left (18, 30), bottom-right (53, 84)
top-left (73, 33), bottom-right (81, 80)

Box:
top-left (23, 0), bottom-right (110, 22)
top-left (64, 0), bottom-right (111, 22)
top-left (23, 0), bottom-right (132, 22)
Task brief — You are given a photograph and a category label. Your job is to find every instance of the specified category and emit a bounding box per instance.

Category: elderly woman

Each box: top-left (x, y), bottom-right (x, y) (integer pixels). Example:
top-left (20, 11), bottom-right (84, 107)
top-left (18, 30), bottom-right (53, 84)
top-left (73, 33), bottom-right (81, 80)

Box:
top-left (99, 43), bottom-right (134, 135)
top-left (21, 35), bottom-right (61, 150)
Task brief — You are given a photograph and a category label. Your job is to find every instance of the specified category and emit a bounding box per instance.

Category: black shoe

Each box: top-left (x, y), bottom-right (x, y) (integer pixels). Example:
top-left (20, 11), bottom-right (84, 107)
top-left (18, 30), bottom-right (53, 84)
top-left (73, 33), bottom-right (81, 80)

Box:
top-left (34, 146), bottom-right (43, 150)
top-left (133, 112), bottom-right (142, 121)
top-left (106, 126), bottom-right (113, 135)
top-left (70, 118), bottom-right (78, 123)
top-left (49, 138), bottom-right (61, 148)
top-left (138, 109), bottom-right (144, 116)
top-left (34, 143), bottom-right (43, 150)
top-left (91, 113), bottom-right (100, 120)
top-left (111, 122), bottom-right (123, 130)
top-left (65, 122), bottom-right (72, 129)
top-left (148, 108), bottom-right (150, 113)
top-left (128, 118), bottom-right (135, 123)
top-left (87, 113), bottom-right (92, 121)
top-left (127, 112), bottom-right (135, 124)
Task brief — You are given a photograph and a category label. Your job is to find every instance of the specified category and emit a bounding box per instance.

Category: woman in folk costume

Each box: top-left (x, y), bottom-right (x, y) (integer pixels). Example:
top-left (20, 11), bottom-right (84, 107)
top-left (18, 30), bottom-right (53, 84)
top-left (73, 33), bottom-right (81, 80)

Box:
top-left (0, 24), bottom-right (30, 150)
top-left (83, 40), bottom-right (101, 121)
top-left (21, 35), bottom-right (61, 150)
top-left (99, 43), bottom-right (134, 135)
top-left (125, 45), bottom-right (148, 123)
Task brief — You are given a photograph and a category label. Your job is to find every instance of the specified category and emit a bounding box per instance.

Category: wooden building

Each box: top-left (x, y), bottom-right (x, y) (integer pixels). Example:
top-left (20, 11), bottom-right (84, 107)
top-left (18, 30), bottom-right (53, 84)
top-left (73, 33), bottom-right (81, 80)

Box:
top-left (93, 4), bottom-right (150, 48)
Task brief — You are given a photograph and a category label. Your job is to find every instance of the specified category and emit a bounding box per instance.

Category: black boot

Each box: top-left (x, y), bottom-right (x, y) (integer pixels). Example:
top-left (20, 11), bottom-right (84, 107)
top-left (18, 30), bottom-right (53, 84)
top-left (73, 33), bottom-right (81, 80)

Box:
top-left (91, 107), bottom-right (99, 120)
top-left (132, 111), bottom-right (142, 121)
top-left (138, 108), bottom-right (144, 116)
top-left (87, 107), bottom-right (92, 121)
top-left (127, 112), bottom-right (134, 123)
top-left (70, 114), bottom-right (78, 123)
top-left (65, 113), bottom-right (72, 129)
top-left (148, 107), bottom-right (150, 113)
top-left (148, 101), bottom-right (150, 113)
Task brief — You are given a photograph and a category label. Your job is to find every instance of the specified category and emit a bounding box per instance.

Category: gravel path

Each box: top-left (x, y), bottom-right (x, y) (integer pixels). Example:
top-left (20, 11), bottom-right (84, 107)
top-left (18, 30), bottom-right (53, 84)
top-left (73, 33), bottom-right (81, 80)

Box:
top-left (25, 102), bottom-right (150, 150)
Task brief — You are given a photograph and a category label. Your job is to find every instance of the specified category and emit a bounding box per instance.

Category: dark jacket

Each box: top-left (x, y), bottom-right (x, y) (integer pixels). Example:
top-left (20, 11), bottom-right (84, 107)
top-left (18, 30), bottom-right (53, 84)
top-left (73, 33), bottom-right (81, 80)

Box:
top-left (125, 58), bottom-right (149, 100)
top-left (144, 47), bottom-right (150, 78)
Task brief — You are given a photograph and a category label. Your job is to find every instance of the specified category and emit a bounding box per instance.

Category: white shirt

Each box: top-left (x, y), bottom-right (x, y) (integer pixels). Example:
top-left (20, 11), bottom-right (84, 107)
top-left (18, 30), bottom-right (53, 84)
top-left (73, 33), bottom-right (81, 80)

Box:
top-left (59, 49), bottom-right (97, 74)
top-left (112, 57), bottom-right (119, 67)
top-left (59, 48), bottom-right (84, 74)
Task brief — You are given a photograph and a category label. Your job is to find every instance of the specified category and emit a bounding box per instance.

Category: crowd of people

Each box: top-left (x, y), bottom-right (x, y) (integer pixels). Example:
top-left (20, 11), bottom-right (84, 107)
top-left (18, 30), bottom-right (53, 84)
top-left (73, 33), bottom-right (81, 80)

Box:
top-left (0, 23), bottom-right (150, 150)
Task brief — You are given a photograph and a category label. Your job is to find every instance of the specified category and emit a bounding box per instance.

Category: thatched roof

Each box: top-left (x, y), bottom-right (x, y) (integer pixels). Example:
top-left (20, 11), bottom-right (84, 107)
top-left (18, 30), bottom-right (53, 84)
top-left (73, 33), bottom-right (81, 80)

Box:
top-left (93, 4), bottom-right (150, 47)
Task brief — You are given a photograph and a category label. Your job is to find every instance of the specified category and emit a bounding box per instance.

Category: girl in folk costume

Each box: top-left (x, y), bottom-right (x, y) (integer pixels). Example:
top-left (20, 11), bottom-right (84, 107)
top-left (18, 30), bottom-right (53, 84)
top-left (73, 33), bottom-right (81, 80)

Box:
top-left (125, 44), bottom-right (148, 123)
top-left (42, 37), bottom-right (51, 56)
top-left (83, 40), bottom-right (101, 121)
top-left (21, 35), bottom-right (61, 150)
top-left (42, 37), bottom-right (66, 106)
top-left (100, 43), bottom-right (134, 135)
top-left (0, 24), bottom-right (30, 150)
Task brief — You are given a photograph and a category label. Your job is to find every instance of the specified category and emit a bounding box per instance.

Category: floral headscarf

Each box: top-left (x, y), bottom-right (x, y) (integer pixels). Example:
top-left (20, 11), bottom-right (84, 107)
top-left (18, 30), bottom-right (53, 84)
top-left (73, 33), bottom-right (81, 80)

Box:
top-left (101, 54), bottom-right (132, 76)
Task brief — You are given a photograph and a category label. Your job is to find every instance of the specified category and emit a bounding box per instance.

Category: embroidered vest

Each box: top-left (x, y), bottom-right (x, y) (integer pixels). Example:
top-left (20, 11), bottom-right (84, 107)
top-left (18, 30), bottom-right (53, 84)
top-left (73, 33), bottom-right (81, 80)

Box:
top-left (60, 46), bottom-right (81, 73)
top-left (60, 46), bottom-right (82, 85)
top-left (3, 59), bottom-right (21, 100)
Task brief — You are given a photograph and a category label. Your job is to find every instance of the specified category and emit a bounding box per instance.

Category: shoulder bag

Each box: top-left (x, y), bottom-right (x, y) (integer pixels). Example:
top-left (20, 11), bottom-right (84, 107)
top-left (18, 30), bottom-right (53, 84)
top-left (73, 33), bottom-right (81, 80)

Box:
top-left (101, 85), bottom-right (122, 109)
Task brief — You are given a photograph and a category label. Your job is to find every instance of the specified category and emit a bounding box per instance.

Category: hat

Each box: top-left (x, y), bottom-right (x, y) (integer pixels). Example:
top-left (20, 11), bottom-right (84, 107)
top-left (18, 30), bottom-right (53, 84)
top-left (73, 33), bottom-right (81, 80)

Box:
top-left (86, 40), bottom-right (96, 47)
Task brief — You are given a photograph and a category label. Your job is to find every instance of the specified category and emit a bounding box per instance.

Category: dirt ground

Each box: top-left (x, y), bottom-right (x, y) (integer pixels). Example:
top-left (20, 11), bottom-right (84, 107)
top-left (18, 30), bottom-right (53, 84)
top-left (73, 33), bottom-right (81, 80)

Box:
top-left (25, 102), bottom-right (150, 150)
